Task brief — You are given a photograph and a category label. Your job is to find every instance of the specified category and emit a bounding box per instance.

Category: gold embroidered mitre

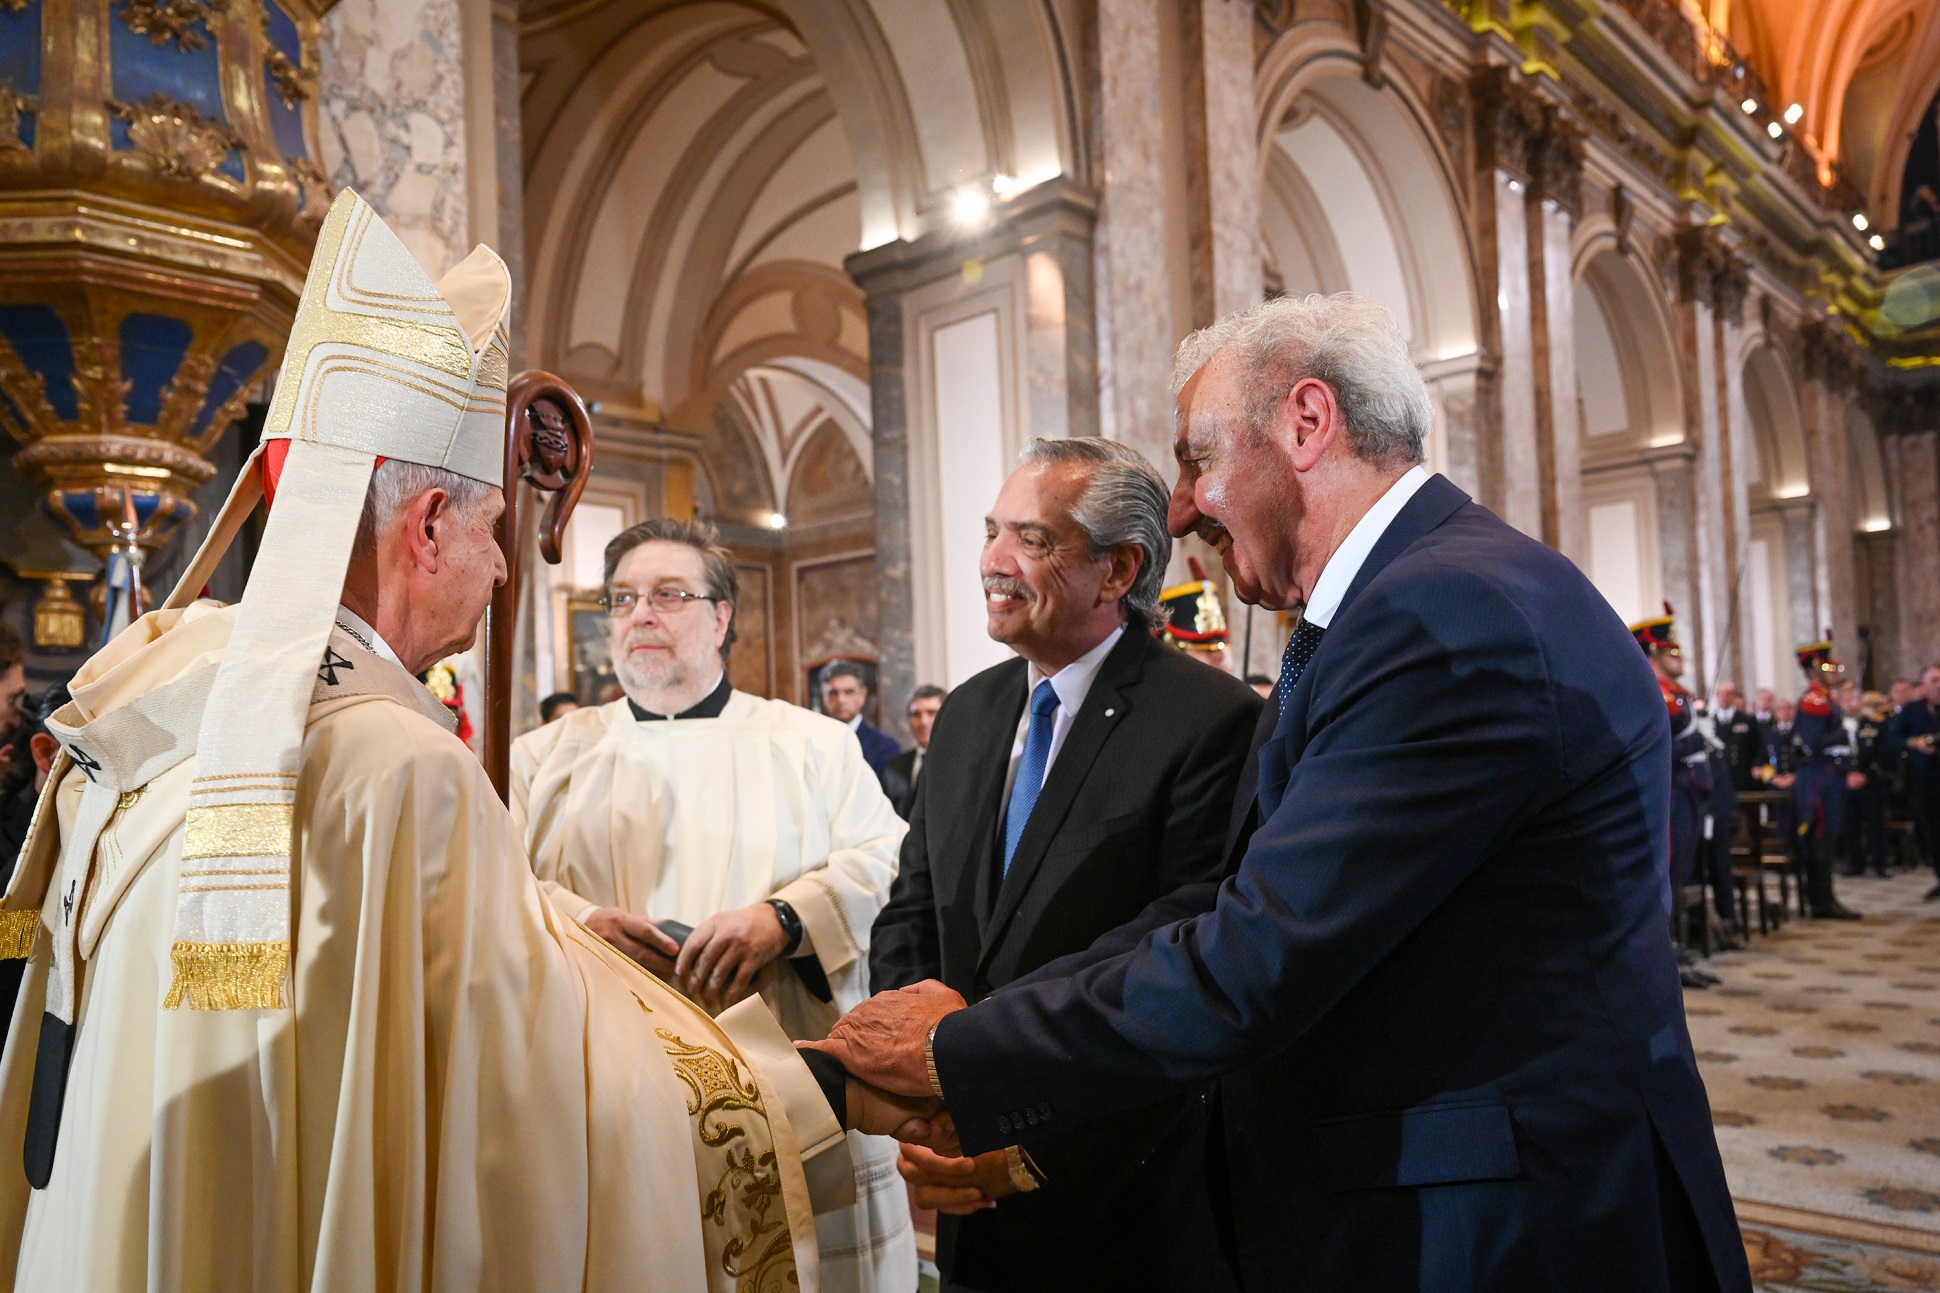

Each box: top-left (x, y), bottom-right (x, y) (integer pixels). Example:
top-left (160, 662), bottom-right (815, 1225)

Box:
top-left (158, 188), bottom-right (511, 1010)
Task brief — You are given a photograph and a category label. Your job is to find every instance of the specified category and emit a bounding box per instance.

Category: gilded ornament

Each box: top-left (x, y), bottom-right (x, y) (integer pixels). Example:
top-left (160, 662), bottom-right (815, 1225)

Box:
top-left (0, 92), bottom-right (33, 152)
top-left (23, 574), bottom-right (89, 650)
top-left (265, 47), bottom-right (310, 108)
top-left (107, 95), bottom-right (248, 182)
top-left (117, 0), bottom-right (215, 52)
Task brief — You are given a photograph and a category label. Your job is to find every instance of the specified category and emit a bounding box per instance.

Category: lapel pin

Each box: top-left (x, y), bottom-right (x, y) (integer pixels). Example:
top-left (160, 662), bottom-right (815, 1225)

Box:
top-left (1104, 708), bottom-right (1115, 718)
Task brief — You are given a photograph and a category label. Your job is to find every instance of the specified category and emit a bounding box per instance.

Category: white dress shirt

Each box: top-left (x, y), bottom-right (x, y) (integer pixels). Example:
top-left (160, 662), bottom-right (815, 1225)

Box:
top-left (1002, 624), bottom-right (1125, 804)
top-left (334, 604), bottom-right (404, 669)
top-left (1300, 465), bottom-right (1431, 629)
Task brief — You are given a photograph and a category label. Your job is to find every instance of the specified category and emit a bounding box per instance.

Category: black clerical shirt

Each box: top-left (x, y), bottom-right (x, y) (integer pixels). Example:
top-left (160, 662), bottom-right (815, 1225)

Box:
top-left (627, 674), bottom-right (732, 722)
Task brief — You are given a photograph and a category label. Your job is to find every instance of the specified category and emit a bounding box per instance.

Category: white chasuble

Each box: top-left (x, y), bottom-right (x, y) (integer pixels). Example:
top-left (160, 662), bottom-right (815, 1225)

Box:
top-left (513, 696), bottom-right (915, 1293)
top-left (0, 603), bottom-right (844, 1293)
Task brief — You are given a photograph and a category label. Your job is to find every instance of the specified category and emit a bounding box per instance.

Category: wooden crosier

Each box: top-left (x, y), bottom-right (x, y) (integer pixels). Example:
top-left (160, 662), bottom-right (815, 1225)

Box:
top-left (484, 371), bottom-right (595, 798)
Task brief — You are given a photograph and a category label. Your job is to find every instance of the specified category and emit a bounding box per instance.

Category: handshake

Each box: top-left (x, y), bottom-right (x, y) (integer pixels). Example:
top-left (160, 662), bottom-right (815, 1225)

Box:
top-left (812, 980), bottom-right (1032, 1215)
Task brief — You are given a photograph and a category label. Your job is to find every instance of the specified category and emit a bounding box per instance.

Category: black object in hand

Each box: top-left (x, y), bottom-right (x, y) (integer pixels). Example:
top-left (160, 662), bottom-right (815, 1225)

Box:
top-left (655, 919), bottom-right (693, 949)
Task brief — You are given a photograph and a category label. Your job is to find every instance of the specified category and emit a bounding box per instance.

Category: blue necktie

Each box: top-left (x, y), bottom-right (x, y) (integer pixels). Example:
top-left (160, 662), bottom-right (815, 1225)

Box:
top-left (1278, 618), bottom-right (1325, 715)
top-left (1003, 680), bottom-right (1061, 874)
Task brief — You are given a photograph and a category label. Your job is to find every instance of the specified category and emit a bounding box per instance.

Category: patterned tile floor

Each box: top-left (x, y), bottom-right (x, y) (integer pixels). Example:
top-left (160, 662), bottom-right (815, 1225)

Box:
top-left (1685, 868), bottom-right (1940, 1289)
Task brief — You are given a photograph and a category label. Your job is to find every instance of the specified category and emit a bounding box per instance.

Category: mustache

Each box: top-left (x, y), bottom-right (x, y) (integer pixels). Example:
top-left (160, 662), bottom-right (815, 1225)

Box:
top-left (982, 576), bottom-right (1033, 600)
top-left (621, 630), bottom-right (674, 650)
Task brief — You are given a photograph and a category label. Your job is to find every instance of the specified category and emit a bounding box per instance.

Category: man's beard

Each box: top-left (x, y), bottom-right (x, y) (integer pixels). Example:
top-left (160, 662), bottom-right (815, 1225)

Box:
top-left (615, 636), bottom-right (689, 698)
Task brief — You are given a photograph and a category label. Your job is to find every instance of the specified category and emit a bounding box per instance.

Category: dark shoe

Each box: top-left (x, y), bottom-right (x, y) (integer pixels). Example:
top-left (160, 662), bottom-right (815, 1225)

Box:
top-left (1925, 883), bottom-right (1940, 901)
top-left (1841, 868), bottom-right (1866, 878)
top-left (1680, 967), bottom-right (1712, 989)
top-left (1811, 902), bottom-right (1862, 920)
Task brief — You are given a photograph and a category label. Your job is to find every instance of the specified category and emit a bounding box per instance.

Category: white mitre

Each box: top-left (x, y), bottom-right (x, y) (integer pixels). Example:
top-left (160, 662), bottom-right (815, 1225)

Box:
top-left (152, 187), bottom-right (512, 1011)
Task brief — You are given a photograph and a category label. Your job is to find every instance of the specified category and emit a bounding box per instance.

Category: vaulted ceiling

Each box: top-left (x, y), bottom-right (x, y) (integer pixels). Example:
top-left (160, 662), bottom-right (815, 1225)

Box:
top-left (1706, 0), bottom-right (1940, 224)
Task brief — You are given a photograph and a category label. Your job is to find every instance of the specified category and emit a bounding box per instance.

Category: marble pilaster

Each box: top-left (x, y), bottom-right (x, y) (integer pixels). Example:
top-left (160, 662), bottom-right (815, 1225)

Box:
top-left (849, 179), bottom-right (1100, 693)
top-left (1800, 323), bottom-right (1863, 662)
top-left (1887, 431), bottom-right (1940, 672)
top-left (1092, 0), bottom-right (1176, 469)
top-left (319, 0), bottom-right (473, 274)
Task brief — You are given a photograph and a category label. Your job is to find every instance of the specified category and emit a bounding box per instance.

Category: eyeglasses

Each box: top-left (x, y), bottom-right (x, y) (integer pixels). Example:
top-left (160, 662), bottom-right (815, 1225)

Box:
top-left (600, 586), bottom-right (716, 617)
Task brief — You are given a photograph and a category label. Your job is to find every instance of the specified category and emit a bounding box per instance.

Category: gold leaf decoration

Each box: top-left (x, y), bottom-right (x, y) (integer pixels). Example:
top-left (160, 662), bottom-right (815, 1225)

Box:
top-left (265, 46), bottom-right (310, 107)
top-left (117, 0), bottom-right (213, 51)
top-left (0, 91), bottom-right (33, 152)
top-left (106, 94), bottom-right (246, 182)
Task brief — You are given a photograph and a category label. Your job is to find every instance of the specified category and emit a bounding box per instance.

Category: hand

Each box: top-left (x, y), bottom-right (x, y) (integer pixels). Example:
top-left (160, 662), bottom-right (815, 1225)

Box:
top-left (1912, 735), bottom-right (1936, 755)
top-left (801, 979), bottom-right (967, 1098)
top-left (585, 907), bottom-right (680, 977)
top-left (845, 1079), bottom-right (960, 1153)
top-left (1846, 771), bottom-right (1867, 790)
top-left (897, 1144), bottom-right (1013, 1214)
top-left (675, 902), bottom-right (790, 1008)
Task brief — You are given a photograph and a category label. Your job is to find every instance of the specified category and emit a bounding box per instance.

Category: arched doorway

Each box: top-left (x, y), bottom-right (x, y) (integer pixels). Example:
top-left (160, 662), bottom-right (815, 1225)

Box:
top-left (1572, 246), bottom-right (1684, 635)
top-left (1742, 342), bottom-right (1814, 698)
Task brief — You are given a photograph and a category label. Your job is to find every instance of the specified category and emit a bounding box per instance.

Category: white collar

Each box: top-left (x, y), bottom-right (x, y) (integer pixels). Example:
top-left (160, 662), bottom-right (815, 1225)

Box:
top-left (334, 604), bottom-right (404, 670)
top-left (1026, 624), bottom-right (1124, 716)
top-left (1301, 465), bottom-right (1430, 629)
top-left (845, 713), bottom-right (862, 732)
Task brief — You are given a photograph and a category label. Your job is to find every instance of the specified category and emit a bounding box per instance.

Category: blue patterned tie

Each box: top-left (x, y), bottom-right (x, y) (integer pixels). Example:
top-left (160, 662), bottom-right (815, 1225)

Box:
top-left (1278, 618), bottom-right (1325, 715)
top-left (1003, 680), bottom-right (1061, 874)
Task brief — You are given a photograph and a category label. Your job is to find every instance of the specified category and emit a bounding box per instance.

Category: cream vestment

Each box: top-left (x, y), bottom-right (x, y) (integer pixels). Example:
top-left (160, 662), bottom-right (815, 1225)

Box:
top-left (513, 695), bottom-right (915, 1293)
top-left (0, 605), bottom-right (849, 1290)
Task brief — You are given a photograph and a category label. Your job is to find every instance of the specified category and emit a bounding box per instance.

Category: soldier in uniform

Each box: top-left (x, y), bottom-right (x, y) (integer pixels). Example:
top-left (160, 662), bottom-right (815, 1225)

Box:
top-left (1158, 570), bottom-right (1232, 673)
top-left (1711, 681), bottom-right (1771, 793)
top-left (1630, 608), bottom-right (1719, 985)
top-left (1774, 639), bottom-right (1861, 919)
top-left (1843, 691), bottom-right (1894, 879)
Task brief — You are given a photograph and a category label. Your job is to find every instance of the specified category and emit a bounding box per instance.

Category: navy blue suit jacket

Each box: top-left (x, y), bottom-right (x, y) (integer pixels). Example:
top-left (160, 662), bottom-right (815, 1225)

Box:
top-left (852, 718), bottom-right (902, 784)
top-left (932, 476), bottom-right (1750, 1293)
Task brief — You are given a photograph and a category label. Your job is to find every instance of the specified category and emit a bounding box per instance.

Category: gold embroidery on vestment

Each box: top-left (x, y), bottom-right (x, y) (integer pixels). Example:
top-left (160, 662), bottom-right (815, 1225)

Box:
top-left (656, 1029), bottom-right (797, 1292)
top-left (182, 802), bottom-right (292, 858)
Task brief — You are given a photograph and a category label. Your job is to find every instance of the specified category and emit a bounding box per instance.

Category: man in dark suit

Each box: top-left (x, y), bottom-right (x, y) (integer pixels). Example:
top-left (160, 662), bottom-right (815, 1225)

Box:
top-left (872, 437), bottom-right (1261, 1292)
top-left (820, 659), bottom-right (902, 784)
top-left (883, 684), bottom-right (947, 819)
top-left (1888, 663), bottom-right (1940, 897)
top-left (815, 293), bottom-right (1750, 1293)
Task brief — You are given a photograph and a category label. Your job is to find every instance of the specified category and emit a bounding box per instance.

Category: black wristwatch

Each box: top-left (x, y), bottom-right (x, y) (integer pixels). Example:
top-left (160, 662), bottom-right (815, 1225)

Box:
top-left (766, 898), bottom-right (804, 958)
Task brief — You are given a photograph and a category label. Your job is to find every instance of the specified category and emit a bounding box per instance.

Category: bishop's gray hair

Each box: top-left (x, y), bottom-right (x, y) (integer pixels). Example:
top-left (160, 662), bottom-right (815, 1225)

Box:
top-left (1170, 292), bottom-right (1431, 467)
top-left (353, 460), bottom-right (497, 558)
top-left (1019, 437), bottom-right (1171, 628)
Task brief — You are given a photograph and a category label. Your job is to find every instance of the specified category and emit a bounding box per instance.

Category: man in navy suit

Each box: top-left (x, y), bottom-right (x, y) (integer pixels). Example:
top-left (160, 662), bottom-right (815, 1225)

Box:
top-left (811, 293), bottom-right (1751, 1292)
top-left (821, 659), bottom-right (903, 786)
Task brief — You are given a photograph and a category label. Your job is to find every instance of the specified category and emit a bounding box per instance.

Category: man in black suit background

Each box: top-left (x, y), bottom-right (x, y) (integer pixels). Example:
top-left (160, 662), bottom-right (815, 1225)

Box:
top-left (869, 436), bottom-right (1262, 1293)
top-left (883, 683), bottom-right (947, 819)
top-left (817, 293), bottom-right (1750, 1293)
top-left (820, 659), bottom-right (902, 787)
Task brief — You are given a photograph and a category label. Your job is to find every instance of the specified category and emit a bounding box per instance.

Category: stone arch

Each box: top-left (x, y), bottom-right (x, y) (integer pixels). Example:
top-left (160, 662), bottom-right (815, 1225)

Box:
top-left (1255, 38), bottom-right (1478, 359)
top-left (1570, 245), bottom-right (1685, 628)
top-left (1571, 241), bottom-right (1686, 452)
top-left (1742, 342), bottom-right (1811, 501)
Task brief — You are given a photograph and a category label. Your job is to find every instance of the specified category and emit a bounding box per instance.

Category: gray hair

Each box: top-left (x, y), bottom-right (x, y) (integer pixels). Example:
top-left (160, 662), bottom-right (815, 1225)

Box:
top-left (1170, 292), bottom-right (1430, 467)
top-left (353, 460), bottom-right (497, 558)
top-left (601, 516), bottom-right (739, 650)
top-left (1019, 437), bottom-right (1171, 627)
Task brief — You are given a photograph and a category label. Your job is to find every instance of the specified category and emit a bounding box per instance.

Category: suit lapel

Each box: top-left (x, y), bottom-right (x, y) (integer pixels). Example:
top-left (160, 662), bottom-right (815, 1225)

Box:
top-left (1259, 474), bottom-right (1471, 819)
top-left (979, 630), bottom-right (1149, 967)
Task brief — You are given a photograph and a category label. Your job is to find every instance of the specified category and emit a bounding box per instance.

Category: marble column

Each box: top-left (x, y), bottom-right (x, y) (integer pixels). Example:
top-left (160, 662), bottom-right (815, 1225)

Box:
top-left (1652, 451), bottom-right (1702, 656)
top-left (319, 0), bottom-right (475, 274)
top-left (1528, 118), bottom-right (1586, 562)
top-left (1092, 0), bottom-right (1176, 469)
top-left (1183, 0), bottom-right (1263, 323)
top-left (1473, 68), bottom-right (1574, 545)
top-left (1887, 431), bottom-right (1940, 671)
top-left (1800, 321), bottom-right (1862, 659)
